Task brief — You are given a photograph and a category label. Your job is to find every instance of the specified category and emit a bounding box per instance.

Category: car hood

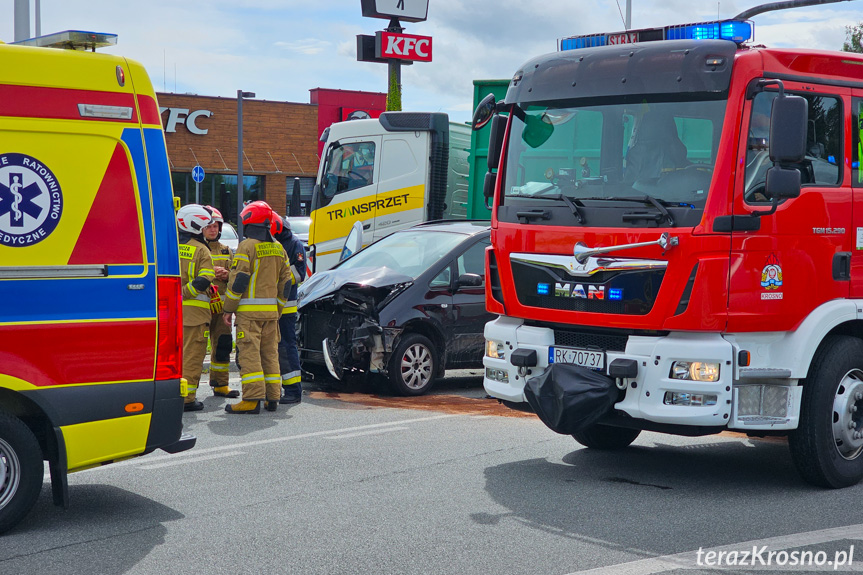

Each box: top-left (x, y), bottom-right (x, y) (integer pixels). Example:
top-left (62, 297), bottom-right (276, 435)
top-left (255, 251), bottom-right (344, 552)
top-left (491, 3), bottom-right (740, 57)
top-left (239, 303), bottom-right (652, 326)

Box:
top-left (298, 266), bottom-right (414, 307)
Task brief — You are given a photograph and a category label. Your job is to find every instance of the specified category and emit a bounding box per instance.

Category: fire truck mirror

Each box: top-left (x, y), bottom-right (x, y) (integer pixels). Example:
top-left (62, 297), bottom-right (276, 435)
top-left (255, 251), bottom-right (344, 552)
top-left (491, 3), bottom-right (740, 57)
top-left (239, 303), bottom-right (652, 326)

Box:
top-left (769, 95), bottom-right (808, 164)
top-left (483, 171), bottom-right (496, 206)
top-left (473, 93), bottom-right (496, 130)
top-left (765, 165), bottom-right (801, 200)
top-left (487, 115), bottom-right (506, 170)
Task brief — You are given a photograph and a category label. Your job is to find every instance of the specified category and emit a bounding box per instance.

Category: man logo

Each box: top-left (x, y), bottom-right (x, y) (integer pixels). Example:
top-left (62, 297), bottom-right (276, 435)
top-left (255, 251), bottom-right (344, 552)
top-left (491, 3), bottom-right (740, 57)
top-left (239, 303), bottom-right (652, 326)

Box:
top-left (0, 153), bottom-right (63, 247)
top-left (553, 282), bottom-right (605, 300)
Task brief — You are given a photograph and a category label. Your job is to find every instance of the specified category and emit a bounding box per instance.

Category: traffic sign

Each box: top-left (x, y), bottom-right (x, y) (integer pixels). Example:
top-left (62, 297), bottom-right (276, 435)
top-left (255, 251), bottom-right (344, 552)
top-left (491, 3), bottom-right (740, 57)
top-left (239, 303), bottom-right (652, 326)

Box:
top-left (192, 165), bottom-right (205, 183)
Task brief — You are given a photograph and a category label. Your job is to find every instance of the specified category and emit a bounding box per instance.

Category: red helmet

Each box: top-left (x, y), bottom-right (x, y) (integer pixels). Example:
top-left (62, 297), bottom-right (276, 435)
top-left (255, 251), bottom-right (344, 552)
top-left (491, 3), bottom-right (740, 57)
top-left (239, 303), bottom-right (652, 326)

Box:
top-left (240, 201), bottom-right (272, 226)
top-left (270, 212), bottom-right (284, 237)
top-left (204, 206), bottom-right (224, 223)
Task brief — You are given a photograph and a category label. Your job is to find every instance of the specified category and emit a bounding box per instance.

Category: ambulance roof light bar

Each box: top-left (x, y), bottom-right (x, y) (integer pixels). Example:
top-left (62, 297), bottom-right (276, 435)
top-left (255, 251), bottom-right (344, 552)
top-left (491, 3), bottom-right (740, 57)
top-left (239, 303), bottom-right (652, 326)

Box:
top-left (559, 19), bottom-right (752, 51)
top-left (13, 30), bottom-right (118, 52)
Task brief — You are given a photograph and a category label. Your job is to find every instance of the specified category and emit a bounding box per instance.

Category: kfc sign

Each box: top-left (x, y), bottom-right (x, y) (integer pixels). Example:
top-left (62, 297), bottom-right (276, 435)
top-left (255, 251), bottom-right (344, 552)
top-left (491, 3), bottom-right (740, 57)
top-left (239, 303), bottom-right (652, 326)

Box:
top-left (377, 32), bottom-right (432, 62)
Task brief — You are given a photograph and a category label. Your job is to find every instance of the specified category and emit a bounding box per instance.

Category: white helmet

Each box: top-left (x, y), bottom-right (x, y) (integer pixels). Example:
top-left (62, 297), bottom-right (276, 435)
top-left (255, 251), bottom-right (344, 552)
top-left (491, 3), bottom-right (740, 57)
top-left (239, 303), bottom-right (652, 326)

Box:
top-left (177, 204), bottom-right (213, 234)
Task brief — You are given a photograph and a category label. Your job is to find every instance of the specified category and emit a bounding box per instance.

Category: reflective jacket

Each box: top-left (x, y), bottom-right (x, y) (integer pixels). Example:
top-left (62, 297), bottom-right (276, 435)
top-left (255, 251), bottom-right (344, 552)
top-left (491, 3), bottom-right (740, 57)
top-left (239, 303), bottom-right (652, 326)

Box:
top-left (206, 239), bottom-right (233, 296)
top-left (223, 238), bottom-right (292, 320)
top-left (179, 237), bottom-right (215, 326)
top-left (276, 231), bottom-right (306, 315)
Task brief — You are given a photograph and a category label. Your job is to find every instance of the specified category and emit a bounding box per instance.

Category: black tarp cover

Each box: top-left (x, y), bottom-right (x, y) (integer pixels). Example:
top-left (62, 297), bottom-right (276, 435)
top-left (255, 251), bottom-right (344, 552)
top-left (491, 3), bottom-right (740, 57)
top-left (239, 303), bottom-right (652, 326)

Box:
top-left (523, 363), bottom-right (619, 434)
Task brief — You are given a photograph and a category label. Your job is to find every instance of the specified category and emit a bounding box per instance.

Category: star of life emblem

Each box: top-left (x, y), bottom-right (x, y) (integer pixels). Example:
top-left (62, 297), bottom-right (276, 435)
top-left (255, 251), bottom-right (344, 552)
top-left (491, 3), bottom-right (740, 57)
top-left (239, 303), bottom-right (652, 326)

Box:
top-left (0, 153), bottom-right (63, 247)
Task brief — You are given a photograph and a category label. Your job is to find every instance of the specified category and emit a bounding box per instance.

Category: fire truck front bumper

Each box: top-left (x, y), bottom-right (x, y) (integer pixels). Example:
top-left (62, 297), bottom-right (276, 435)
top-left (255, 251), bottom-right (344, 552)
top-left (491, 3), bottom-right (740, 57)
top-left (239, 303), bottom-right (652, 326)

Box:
top-left (483, 316), bottom-right (786, 429)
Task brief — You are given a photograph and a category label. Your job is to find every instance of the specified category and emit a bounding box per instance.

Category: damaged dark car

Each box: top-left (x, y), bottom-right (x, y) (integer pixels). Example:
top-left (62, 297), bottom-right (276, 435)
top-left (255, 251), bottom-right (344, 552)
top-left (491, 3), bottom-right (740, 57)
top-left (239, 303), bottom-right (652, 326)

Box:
top-left (298, 221), bottom-right (493, 395)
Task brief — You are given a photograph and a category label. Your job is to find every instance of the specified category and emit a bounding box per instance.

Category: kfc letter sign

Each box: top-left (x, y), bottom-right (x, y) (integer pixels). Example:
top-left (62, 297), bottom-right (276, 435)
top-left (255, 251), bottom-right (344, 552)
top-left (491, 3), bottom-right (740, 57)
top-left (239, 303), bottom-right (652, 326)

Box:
top-left (378, 32), bottom-right (433, 62)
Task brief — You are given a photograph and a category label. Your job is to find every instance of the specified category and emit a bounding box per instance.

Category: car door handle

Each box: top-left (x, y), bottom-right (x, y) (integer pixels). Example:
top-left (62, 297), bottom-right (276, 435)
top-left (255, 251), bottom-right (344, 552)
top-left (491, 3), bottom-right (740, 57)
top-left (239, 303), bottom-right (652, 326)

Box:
top-left (363, 223), bottom-right (371, 230)
top-left (833, 252), bottom-right (851, 281)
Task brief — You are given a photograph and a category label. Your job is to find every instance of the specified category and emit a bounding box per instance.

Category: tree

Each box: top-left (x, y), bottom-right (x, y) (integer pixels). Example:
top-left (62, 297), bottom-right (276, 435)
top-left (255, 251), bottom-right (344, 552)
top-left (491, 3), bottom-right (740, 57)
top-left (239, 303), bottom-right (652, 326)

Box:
top-left (843, 22), bottom-right (863, 53)
top-left (386, 65), bottom-right (402, 112)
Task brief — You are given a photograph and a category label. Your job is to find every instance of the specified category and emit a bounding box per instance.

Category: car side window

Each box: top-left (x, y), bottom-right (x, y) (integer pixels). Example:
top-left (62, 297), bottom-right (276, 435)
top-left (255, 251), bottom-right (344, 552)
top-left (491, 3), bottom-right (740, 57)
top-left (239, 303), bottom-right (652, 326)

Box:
top-left (322, 141), bottom-right (376, 198)
top-left (744, 91), bottom-right (842, 203)
top-left (854, 98), bottom-right (862, 188)
top-left (456, 240), bottom-right (489, 284)
top-left (429, 265), bottom-right (451, 289)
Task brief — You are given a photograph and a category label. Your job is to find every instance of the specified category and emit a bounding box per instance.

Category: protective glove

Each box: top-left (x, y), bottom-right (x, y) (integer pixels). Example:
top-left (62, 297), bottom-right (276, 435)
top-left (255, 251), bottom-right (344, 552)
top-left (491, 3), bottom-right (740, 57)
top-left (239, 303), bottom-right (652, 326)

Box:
top-left (208, 284), bottom-right (223, 314)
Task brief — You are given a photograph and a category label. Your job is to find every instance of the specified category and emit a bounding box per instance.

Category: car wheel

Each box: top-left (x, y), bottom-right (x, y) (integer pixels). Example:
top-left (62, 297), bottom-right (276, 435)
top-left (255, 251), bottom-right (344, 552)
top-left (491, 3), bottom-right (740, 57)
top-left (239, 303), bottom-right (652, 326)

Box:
top-left (572, 424), bottom-right (641, 450)
top-left (0, 411), bottom-right (44, 534)
top-left (388, 333), bottom-right (438, 396)
top-left (789, 335), bottom-right (863, 488)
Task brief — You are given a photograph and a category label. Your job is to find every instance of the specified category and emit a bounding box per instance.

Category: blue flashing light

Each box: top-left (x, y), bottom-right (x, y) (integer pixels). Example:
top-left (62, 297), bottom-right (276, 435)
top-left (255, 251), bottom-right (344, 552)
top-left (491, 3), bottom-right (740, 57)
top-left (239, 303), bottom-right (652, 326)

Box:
top-left (537, 283), bottom-right (550, 296)
top-left (608, 288), bottom-right (624, 301)
top-left (559, 19), bottom-right (752, 52)
top-left (828, 155), bottom-right (837, 164)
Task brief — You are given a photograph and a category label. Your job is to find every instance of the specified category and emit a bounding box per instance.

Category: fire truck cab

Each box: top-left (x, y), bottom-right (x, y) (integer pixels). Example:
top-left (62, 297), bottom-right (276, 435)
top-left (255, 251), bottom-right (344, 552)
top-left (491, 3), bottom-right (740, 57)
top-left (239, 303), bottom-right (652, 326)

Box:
top-left (478, 19), bottom-right (863, 488)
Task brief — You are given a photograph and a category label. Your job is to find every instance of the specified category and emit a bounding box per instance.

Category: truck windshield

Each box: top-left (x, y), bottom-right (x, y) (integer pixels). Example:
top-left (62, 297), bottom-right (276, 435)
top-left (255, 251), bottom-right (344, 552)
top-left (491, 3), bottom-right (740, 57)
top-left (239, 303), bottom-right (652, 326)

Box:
top-left (502, 98), bottom-right (726, 217)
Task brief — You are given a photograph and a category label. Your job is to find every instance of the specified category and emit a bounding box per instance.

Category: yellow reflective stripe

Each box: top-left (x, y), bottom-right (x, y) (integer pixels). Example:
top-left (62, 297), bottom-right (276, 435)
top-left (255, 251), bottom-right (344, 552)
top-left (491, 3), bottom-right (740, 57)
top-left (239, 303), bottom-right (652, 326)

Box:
top-left (212, 255), bottom-right (231, 263)
top-left (187, 383), bottom-right (198, 391)
top-left (210, 363), bottom-right (230, 372)
top-left (236, 304), bottom-right (278, 312)
top-left (183, 300), bottom-right (211, 309)
top-left (241, 372), bottom-right (264, 383)
top-left (277, 298), bottom-right (287, 307)
top-left (226, 291), bottom-right (241, 301)
top-left (194, 294), bottom-right (209, 302)
top-left (290, 265), bottom-right (299, 284)
top-left (281, 306), bottom-right (297, 315)
top-left (187, 282), bottom-right (199, 296)
top-left (250, 259), bottom-right (260, 298)
top-left (283, 376), bottom-right (301, 385)
top-left (234, 253), bottom-right (250, 263)
top-left (265, 374), bottom-right (281, 383)
top-left (199, 269), bottom-right (215, 278)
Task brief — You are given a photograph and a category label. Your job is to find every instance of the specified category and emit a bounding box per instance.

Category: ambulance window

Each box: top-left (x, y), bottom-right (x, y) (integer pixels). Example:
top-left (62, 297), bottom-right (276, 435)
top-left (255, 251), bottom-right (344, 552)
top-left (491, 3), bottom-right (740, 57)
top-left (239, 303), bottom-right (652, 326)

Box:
top-left (322, 142), bottom-right (376, 198)
top-left (854, 98), bottom-right (862, 188)
top-left (744, 92), bottom-right (842, 203)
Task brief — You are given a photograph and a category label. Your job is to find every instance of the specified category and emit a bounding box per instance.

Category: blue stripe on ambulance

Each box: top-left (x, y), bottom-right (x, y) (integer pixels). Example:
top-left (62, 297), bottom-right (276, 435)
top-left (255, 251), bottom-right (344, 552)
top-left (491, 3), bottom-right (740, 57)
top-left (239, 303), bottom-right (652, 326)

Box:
top-left (143, 128), bottom-right (181, 277)
top-left (120, 128), bottom-right (156, 266)
top-left (1, 270), bottom-right (157, 323)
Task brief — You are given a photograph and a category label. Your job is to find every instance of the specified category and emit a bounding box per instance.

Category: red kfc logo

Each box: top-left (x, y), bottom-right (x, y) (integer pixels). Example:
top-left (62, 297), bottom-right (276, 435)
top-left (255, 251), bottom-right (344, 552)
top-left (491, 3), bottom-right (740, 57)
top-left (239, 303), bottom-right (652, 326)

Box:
top-left (378, 32), bottom-right (433, 62)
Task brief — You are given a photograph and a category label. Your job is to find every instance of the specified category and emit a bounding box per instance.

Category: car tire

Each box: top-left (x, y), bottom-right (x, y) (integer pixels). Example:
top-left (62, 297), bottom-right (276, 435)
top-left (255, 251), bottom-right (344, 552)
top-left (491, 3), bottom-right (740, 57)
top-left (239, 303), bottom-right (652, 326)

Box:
top-left (572, 424), bottom-right (641, 450)
top-left (388, 333), bottom-right (438, 396)
top-left (0, 411), bottom-right (44, 534)
top-left (789, 335), bottom-right (863, 488)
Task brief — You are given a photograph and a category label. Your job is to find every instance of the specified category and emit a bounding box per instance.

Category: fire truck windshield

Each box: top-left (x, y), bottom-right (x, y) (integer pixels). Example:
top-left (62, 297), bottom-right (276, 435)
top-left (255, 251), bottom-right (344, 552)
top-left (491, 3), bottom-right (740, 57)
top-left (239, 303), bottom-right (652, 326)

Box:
top-left (502, 97), bottom-right (726, 224)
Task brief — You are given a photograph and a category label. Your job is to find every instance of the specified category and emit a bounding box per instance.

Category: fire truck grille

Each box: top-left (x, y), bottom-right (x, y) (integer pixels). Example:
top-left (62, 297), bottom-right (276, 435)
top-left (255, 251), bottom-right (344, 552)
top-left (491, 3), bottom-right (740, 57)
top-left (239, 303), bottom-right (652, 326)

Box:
top-left (553, 329), bottom-right (629, 352)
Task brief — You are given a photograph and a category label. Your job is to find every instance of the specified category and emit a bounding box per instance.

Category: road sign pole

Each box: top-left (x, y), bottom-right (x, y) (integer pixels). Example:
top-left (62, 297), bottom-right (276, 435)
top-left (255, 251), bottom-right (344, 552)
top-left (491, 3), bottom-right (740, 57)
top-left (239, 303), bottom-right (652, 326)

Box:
top-left (196, 180), bottom-right (201, 204)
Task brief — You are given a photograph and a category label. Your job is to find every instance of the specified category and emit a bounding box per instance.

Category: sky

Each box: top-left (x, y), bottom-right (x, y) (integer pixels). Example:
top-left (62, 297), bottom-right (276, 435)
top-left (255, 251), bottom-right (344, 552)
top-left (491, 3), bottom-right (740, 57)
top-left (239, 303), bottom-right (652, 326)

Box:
top-left (2, 0), bottom-right (861, 124)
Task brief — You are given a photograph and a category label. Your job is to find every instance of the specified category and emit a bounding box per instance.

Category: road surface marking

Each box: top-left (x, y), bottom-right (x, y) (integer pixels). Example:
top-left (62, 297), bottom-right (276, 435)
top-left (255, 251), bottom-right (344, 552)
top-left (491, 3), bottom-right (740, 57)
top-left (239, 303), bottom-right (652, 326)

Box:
top-left (325, 426), bottom-right (410, 439)
top-left (138, 451), bottom-right (244, 470)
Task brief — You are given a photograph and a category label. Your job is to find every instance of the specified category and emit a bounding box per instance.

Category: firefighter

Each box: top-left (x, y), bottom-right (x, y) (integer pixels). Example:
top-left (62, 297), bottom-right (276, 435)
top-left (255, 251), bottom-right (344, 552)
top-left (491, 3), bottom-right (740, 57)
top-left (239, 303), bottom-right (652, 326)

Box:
top-left (272, 214), bottom-right (306, 404)
top-left (202, 206), bottom-right (240, 399)
top-left (176, 204), bottom-right (216, 412)
top-left (222, 201), bottom-right (292, 414)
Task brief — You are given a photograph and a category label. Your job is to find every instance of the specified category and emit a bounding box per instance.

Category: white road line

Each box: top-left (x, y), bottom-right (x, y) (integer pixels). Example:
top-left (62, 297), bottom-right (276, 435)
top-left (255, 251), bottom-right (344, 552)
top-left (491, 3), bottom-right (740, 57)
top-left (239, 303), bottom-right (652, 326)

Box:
top-left (565, 524), bottom-right (863, 574)
top-left (71, 413), bottom-right (459, 474)
top-left (325, 426), bottom-right (410, 439)
top-left (138, 451), bottom-right (244, 470)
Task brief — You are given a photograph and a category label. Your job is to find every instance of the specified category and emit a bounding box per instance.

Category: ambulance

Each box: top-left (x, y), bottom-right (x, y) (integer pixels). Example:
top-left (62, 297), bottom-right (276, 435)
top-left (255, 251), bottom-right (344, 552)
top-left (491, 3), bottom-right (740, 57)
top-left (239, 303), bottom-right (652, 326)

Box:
top-left (0, 31), bottom-right (193, 533)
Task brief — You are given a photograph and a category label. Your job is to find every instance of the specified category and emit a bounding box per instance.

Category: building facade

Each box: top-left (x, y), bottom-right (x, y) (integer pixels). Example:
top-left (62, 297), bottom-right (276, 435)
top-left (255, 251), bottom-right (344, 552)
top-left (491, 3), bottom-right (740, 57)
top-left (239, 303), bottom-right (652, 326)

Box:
top-left (159, 88), bottom-right (386, 222)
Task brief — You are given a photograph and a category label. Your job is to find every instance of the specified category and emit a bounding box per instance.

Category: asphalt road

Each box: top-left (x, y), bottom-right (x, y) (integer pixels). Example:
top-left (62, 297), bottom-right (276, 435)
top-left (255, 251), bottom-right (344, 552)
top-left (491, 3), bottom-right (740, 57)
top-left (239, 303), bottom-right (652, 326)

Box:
top-left (4, 367), bottom-right (863, 574)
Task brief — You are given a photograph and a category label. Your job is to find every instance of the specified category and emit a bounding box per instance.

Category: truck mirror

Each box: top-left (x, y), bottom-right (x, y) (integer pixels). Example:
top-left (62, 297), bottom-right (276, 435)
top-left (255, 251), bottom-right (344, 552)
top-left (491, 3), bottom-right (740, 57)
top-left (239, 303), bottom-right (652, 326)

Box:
top-left (770, 95), bottom-right (807, 164)
top-left (473, 93), bottom-right (496, 130)
top-left (765, 165), bottom-right (801, 200)
top-left (487, 115), bottom-right (505, 170)
top-left (483, 172), bottom-right (496, 208)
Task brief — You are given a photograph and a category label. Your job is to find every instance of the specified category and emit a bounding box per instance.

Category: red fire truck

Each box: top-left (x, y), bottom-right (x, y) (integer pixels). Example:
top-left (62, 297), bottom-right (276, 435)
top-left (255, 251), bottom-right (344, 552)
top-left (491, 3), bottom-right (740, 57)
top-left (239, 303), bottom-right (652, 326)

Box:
top-left (477, 14), bottom-right (863, 487)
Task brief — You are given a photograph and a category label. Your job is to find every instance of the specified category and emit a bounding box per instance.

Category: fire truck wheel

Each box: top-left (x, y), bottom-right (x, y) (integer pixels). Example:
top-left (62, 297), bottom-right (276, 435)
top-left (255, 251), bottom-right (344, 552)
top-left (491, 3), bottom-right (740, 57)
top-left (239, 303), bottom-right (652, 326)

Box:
top-left (0, 411), bottom-right (44, 534)
top-left (388, 333), bottom-right (438, 396)
top-left (572, 424), bottom-right (641, 450)
top-left (789, 335), bottom-right (863, 489)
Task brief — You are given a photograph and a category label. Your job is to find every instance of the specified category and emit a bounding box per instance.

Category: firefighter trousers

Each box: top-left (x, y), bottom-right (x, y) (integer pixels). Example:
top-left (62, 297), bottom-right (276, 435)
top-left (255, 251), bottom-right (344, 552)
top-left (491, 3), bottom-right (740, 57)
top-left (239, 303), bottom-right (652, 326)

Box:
top-left (207, 312), bottom-right (233, 387)
top-left (236, 317), bottom-right (281, 402)
top-left (278, 312), bottom-right (302, 400)
top-left (182, 323), bottom-right (208, 402)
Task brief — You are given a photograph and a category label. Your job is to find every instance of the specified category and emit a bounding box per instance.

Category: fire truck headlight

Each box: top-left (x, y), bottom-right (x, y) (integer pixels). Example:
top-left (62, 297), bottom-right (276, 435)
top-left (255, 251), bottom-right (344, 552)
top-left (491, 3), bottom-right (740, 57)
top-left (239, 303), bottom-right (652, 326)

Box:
top-left (670, 361), bottom-right (720, 382)
top-left (486, 340), bottom-right (505, 360)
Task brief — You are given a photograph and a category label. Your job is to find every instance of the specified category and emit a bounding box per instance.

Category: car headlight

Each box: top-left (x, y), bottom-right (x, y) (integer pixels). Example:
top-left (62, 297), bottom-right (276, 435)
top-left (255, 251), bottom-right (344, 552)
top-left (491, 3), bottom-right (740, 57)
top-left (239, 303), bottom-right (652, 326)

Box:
top-left (669, 361), bottom-right (720, 382)
top-left (486, 340), bottom-right (505, 360)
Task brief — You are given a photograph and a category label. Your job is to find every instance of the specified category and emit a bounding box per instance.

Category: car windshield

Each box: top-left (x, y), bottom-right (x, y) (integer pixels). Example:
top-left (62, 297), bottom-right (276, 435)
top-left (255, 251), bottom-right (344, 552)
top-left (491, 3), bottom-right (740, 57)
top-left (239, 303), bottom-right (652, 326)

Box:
top-left (288, 219), bottom-right (311, 235)
top-left (503, 97), bottom-right (726, 211)
top-left (336, 229), bottom-right (466, 280)
top-left (221, 224), bottom-right (238, 240)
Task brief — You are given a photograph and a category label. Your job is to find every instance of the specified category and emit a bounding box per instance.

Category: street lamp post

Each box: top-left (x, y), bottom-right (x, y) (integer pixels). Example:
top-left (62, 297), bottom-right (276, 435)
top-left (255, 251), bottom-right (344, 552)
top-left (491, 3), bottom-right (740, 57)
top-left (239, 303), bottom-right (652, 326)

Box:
top-left (236, 90), bottom-right (255, 239)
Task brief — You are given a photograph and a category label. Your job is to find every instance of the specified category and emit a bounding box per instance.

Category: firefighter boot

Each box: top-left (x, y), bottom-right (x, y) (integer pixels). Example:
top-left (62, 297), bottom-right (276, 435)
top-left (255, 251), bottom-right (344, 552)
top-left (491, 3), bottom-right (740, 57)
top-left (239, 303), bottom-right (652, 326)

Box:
top-left (184, 399), bottom-right (204, 412)
top-left (212, 386), bottom-right (240, 398)
top-left (279, 383), bottom-right (302, 404)
top-left (224, 400), bottom-right (261, 414)
top-left (265, 400), bottom-right (278, 412)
